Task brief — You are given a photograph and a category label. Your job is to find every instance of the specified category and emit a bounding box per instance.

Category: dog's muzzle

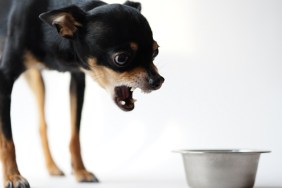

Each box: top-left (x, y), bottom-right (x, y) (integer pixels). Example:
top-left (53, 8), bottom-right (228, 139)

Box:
top-left (114, 72), bottom-right (164, 112)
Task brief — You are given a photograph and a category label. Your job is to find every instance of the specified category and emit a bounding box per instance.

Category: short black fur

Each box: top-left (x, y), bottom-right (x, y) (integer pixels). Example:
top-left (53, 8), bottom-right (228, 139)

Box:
top-left (0, 0), bottom-right (164, 187)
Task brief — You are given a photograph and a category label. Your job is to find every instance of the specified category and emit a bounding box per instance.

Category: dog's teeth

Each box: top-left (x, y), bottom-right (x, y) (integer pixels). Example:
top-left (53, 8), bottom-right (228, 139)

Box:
top-left (120, 101), bottom-right (126, 105)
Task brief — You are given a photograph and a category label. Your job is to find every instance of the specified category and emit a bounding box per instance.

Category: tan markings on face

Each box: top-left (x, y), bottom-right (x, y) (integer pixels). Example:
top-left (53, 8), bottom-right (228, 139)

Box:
top-left (24, 51), bottom-right (45, 70)
top-left (86, 58), bottom-right (108, 89)
top-left (85, 58), bottom-right (148, 93)
top-left (130, 42), bottom-right (138, 51)
top-left (153, 41), bottom-right (159, 50)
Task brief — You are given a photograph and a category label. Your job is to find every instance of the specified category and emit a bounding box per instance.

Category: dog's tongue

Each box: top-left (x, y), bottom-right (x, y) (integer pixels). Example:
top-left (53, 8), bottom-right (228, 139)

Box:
top-left (114, 86), bottom-right (134, 111)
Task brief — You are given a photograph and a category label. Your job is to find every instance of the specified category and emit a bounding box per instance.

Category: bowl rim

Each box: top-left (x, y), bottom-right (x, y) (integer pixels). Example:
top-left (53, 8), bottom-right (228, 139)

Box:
top-left (173, 149), bottom-right (271, 154)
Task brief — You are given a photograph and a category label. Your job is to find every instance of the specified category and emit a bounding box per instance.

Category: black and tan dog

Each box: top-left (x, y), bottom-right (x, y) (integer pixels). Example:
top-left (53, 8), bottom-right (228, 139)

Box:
top-left (0, 0), bottom-right (164, 187)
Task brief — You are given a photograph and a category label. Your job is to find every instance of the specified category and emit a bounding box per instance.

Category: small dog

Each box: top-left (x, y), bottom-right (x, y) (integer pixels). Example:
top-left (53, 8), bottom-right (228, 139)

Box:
top-left (0, 0), bottom-right (164, 187)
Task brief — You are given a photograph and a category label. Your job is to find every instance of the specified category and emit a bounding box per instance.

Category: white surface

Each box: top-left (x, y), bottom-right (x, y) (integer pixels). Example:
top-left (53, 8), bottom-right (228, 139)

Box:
top-left (25, 177), bottom-right (282, 188)
top-left (2, 0), bottom-right (282, 187)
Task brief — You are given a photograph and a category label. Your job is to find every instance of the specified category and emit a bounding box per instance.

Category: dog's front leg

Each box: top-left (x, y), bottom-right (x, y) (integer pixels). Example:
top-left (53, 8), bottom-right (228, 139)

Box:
top-left (69, 72), bottom-right (99, 183)
top-left (0, 72), bottom-right (30, 188)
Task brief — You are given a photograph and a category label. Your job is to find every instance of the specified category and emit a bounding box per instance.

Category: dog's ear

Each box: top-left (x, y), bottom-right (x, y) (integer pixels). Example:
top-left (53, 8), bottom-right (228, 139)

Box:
top-left (124, 1), bottom-right (141, 12)
top-left (39, 5), bottom-right (86, 38)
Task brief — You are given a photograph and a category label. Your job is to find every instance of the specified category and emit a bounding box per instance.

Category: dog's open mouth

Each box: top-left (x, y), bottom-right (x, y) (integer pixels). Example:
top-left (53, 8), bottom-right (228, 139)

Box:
top-left (114, 86), bottom-right (136, 111)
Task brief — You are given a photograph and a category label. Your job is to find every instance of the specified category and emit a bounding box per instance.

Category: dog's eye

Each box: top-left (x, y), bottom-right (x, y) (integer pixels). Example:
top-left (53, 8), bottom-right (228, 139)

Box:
top-left (114, 53), bottom-right (130, 66)
top-left (152, 49), bottom-right (159, 59)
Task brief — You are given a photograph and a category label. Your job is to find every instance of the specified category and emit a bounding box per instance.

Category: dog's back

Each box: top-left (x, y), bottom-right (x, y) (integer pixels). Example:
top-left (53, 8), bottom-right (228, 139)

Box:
top-left (0, 0), bottom-right (11, 32)
top-left (0, 0), bottom-right (12, 56)
top-left (0, 0), bottom-right (43, 60)
top-left (0, 0), bottom-right (105, 66)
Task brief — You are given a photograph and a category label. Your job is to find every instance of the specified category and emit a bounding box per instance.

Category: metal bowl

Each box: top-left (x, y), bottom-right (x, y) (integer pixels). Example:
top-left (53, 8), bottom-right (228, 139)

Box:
top-left (175, 149), bottom-right (270, 188)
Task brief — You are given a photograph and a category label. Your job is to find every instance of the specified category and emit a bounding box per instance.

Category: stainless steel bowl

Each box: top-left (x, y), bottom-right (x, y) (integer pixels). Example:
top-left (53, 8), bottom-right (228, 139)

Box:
top-left (175, 149), bottom-right (270, 188)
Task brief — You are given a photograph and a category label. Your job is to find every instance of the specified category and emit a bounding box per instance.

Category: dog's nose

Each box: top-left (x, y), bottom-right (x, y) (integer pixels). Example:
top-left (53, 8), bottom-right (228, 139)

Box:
top-left (149, 75), bottom-right (165, 90)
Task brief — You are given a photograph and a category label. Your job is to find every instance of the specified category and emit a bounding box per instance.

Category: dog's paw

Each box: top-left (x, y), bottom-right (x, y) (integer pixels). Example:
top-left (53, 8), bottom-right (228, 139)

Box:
top-left (4, 174), bottom-right (30, 188)
top-left (73, 170), bottom-right (99, 183)
top-left (48, 164), bottom-right (65, 176)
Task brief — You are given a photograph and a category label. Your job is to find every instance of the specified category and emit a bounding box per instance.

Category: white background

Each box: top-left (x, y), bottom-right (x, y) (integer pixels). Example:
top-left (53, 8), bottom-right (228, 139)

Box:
top-left (3, 0), bottom-right (282, 187)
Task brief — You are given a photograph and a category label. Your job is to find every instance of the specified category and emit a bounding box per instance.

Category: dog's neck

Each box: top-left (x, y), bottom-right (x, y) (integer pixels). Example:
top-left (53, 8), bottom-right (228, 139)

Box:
top-left (39, 25), bottom-right (82, 72)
